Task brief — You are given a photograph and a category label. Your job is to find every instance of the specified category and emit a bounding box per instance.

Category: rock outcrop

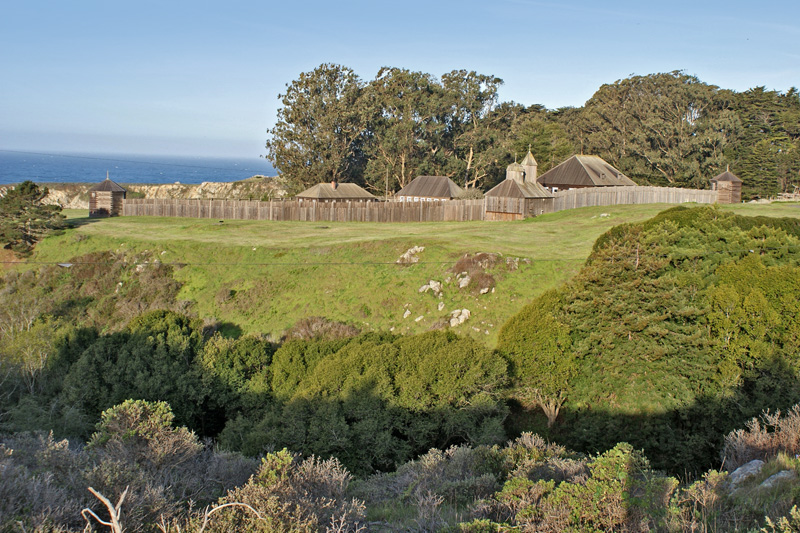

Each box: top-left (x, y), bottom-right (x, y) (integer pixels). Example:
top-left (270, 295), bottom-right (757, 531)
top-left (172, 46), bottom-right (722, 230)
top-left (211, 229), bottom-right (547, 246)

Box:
top-left (35, 177), bottom-right (288, 209)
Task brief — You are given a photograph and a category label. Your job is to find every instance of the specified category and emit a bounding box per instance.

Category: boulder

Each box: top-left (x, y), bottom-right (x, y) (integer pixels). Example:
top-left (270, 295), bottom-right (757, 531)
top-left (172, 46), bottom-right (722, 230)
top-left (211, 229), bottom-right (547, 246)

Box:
top-left (728, 459), bottom-right (765, 488)
top-left (760, 470), bottom-right (796, 490)
top-left (418, 280), bottom-right (443, 296)
top-left (397, 246), bottom-right (425, 264)
top-left (449, 308), bottom-right (471, 327)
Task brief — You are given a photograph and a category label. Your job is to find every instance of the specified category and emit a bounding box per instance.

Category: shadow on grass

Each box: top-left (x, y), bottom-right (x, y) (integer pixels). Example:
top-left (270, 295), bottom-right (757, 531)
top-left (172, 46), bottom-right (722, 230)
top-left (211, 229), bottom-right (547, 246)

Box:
top-left (65, 215), bottom-right (104, 228)
top-left (507, 358), bottom-right (800, 478)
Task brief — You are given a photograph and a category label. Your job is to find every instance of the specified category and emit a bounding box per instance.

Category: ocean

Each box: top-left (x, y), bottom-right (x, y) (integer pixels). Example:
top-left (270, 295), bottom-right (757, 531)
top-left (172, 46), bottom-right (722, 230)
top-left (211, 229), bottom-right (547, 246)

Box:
top-left (0, 150), bottom-right (276, 186)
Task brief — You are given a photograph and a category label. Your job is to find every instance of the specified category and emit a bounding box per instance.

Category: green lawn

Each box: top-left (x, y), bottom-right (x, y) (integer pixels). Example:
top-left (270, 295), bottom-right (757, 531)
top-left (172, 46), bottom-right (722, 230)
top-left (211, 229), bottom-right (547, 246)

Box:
top-left (35, 202), bottom-right (800, 345)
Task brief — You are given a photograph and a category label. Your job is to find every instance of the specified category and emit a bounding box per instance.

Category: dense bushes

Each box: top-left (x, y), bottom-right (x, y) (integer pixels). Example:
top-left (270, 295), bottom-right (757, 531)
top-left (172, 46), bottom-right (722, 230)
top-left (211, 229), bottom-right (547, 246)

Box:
top-left (498, 206), bottom-right (800, 473)
top-left (218, 331), bottom-right (509, 474)
top-left (2, 308), bottom-right (510, 475)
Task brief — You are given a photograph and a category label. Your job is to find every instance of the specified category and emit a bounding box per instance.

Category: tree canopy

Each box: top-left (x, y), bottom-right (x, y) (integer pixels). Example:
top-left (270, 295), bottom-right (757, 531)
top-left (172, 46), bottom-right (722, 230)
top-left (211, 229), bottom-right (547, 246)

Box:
top-left (266, 66), bottom-right (800, 198)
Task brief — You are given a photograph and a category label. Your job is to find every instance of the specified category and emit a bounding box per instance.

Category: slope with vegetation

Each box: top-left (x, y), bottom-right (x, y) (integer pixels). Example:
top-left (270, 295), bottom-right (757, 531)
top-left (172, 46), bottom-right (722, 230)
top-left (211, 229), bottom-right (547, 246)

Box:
top-left (21, 204), bottom-right (679, 343)
top-left (2, 204), bottom-right (800, 530)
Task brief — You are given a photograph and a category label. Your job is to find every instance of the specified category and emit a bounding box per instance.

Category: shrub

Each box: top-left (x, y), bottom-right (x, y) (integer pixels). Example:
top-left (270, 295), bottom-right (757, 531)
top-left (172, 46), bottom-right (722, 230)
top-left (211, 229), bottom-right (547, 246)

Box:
top-left (202, 449), bottom-right (365, 532)
top-left (723, 405), bottom-right (800, 470)
top-left (60, 311), bottom-right (215, 435)
top-left (473, 442), bottom-right (678, 531)
top-left (88, 399), bottom-right (202, 470)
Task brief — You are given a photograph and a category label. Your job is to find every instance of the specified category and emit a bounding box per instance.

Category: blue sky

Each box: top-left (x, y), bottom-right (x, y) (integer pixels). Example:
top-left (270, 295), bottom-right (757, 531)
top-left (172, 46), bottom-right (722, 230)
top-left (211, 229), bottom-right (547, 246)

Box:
top-left (1, 0), bottom-right (798, 159)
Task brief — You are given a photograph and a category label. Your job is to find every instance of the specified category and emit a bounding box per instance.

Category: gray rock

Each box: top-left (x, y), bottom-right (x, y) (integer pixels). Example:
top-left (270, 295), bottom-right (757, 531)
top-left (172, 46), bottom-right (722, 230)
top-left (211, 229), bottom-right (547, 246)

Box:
top-left (403, 309), bottom-right (411, 319)
top-left (760, 470), bottom-right (796, 490)
top-left (419, 279), bottom-right (443, 296)
top-left (438, 302), bottom-right (445, 311)
top-left (728, 459), bottom-right (765, 487)
top-left (397, 246), bottom-right (425, 264)
top-left (415, 315), bottom-right (424, 322)
top-left (459, 276), bottom-right (471, 289)
top-left (448, 308), bottom-right (471, 327)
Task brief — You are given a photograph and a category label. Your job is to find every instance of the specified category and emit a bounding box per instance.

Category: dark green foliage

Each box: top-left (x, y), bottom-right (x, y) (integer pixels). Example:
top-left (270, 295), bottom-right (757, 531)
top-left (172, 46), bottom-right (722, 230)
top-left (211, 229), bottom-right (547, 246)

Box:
top-left (219, 331), bottom-right (509, 474)
top-left (200, 334), bottom-right (275, 412)
top-left (497, 289), bottom-right (573, 388)
top-left (501, 206), bottom-right (800, 473)
top-left (265, 63), bottom-right (369, 193)
top-left (726, 86), bottom-right (800, 196)
top-left (269, 336), bottom-right (354, 400)
top-left (0, 180), bottom-right (65, 254)
top-left (60, 310), bottom-right (217, 435)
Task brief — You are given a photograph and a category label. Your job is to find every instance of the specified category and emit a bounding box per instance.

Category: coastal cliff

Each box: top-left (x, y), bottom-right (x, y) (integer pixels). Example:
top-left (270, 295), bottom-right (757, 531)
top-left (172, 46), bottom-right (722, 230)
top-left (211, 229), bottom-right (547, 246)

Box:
top-left (0, 176), bottom-right (289, 209)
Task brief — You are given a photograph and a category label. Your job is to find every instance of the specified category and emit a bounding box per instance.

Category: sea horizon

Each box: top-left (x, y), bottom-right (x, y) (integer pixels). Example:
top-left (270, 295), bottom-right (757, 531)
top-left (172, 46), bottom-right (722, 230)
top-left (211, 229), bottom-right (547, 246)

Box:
top-left (0, 149), bottom-right (277, 186)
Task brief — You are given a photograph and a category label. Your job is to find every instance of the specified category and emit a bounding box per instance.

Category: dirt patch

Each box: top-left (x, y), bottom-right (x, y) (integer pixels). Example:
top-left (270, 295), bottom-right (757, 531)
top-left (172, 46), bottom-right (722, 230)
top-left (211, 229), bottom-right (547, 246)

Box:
top-left (451, 252), bottom-right (499, 274)
top-left (0, 248), bottom-right (19, 271)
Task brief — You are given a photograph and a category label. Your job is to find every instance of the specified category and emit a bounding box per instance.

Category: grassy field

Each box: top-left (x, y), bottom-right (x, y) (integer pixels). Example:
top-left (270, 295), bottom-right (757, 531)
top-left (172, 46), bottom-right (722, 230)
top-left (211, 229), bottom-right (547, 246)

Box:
top-left (28, 202), bottom-right (800, 345)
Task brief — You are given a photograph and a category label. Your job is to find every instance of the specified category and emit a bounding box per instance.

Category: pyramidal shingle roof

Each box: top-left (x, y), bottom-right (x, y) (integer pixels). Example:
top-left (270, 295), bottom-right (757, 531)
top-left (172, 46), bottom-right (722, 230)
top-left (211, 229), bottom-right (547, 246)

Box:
top-left (520, 150), bottom-right (537, 166)
top-left (89, 178), bottom-right (126, 192)
top-left (711, 170), bottom-right (743, 183)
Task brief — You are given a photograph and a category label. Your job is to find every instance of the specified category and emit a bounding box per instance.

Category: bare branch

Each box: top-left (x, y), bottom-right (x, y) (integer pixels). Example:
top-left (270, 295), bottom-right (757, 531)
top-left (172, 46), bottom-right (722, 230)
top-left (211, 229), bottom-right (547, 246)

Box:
top-left (197, 502), bottom-right (264, 533)
top-left (82, 486), bottom-right (128, 533)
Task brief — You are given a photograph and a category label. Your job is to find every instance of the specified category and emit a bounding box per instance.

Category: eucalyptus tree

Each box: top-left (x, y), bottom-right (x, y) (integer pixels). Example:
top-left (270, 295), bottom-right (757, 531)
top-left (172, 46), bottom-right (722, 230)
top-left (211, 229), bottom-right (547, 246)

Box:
top-left (265, 64), bottom-right (369, 193)
top-left (438, 70), bottom-right (504, 189)
top-left (509, 106), bottom-right (577, 176)
top-left (361, 67), bottom-right (447, 194)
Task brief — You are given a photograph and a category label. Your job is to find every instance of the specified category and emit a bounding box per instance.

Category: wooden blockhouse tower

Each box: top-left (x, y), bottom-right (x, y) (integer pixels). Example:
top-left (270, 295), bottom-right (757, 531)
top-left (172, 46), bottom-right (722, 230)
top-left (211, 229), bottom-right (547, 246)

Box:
top-left (710, 168), bottom-right (743, 204)
top-left (89, 175), bottom-right (126, 217)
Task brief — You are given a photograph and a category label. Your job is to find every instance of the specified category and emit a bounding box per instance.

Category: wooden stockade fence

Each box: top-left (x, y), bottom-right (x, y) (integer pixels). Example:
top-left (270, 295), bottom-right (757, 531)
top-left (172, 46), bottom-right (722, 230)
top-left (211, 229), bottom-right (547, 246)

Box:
top-left (552, 186), bottom-right (717, 212)
top-left (485, 197), bottom-right (555, 221)
top-left (123, 187), bottom-right (720, 222)
top-left (122, 198), bottom-right (487, 222)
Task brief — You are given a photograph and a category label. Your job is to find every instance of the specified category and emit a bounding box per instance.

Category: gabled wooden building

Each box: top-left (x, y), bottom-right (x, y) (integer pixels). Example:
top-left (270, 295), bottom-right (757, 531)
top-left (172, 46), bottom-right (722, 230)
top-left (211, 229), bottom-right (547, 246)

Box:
top-left (537, 155), bottom-right (635, 192)
top-left (296, 181), bottom-right (378, 203)
top-left (395, 176), bottom-right (464, 201)
top-left (89, 176), bottom-right (126, 217)
top-left (710, 168), bottom-right (743, 204)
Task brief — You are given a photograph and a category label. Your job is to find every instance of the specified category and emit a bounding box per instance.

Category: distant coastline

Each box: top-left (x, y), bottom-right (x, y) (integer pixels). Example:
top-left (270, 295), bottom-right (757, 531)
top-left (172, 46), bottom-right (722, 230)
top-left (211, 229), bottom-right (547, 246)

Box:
top-left (0, 150), bottom-right (276, 186)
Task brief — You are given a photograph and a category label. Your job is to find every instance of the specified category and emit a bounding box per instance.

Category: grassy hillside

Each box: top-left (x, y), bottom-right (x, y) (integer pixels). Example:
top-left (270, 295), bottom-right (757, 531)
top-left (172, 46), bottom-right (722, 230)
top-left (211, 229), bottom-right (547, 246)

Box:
top-left (22, 203), bottom-right (750, 344)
